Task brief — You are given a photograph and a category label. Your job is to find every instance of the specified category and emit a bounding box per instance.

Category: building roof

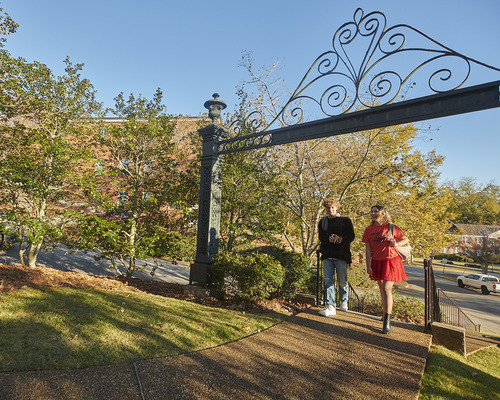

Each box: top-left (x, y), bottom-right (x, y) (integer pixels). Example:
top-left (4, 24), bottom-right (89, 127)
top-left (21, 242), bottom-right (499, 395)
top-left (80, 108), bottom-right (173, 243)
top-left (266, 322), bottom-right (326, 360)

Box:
top-left (449, 223), bottom-right (500, 237)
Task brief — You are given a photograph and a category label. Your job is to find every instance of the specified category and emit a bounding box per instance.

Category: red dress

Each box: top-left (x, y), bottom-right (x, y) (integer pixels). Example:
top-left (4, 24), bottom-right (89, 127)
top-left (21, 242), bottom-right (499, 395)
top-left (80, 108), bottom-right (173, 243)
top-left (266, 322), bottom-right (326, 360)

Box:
top-left (362, 223), bottom-right (407, 282)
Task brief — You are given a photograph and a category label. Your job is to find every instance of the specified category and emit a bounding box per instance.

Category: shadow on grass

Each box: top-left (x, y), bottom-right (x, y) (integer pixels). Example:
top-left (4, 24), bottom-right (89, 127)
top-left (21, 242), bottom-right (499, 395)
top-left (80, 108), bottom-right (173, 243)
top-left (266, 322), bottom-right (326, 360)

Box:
top-left (420, 347), bottom-right (500, 399)
top-left (0, 287), bottom-right (285, 372)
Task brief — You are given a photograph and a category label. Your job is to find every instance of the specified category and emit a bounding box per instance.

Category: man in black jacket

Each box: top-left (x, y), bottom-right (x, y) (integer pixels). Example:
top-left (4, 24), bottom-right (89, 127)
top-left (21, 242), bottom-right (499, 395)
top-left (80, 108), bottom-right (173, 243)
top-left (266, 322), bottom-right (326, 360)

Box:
top-left (318, 198), bottom-right (355, 316)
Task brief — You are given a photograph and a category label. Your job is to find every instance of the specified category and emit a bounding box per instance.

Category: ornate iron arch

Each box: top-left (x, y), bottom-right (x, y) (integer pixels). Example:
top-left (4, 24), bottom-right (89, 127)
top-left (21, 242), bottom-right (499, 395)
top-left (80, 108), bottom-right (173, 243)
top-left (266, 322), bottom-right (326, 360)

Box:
top-left (220, 8), bottom-right (500, 154)
top-left (189, 8), bottom-right (500, 285)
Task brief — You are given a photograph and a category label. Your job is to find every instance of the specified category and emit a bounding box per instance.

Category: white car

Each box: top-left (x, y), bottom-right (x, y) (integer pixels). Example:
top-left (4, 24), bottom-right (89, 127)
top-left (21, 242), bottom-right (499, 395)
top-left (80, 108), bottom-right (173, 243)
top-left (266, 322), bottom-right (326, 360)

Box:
top-left (457, 273), bottom-right (500, 295)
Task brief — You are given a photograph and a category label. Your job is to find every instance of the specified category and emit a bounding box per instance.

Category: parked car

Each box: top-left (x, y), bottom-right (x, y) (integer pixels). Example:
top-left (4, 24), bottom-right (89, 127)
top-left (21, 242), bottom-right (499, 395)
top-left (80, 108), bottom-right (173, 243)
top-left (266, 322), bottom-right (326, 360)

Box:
top-left (457, 273), bottom-right (500, 295)
top-left (97, 212), bottom-right (129, 220)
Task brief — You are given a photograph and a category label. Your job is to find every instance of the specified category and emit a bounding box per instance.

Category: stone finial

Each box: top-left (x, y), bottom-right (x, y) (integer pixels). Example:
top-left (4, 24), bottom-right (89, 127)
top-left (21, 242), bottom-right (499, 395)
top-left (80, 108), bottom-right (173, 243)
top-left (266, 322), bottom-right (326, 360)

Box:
top-left (204, 93), bottom-right (227, 123)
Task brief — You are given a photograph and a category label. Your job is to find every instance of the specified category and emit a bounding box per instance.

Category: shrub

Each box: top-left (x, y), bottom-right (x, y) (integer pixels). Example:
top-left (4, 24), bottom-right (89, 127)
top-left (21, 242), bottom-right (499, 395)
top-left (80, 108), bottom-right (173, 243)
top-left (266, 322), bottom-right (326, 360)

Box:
top-left (359, 289), bottom-right (424, 324)
top-left (465, 263), bottom-right (482, 269)
top-left (433, 253), bottom-right (473, 263)
top-left (211, 252), bottom-right (284, 302)
top-left (348, 262), bottom-right (376, 288)
top-left (0, 239), bottom-right (12, 250)
top-left (237, 246), bottom-right (312, 301)
top-left (248, 246), bottom-right (311, 300)
top-left (391, 292), bottom-right (425, 324)
top-left (167, 231), bottom-right (196, 262)
top-left (278, 251), bottom-right (310, 300)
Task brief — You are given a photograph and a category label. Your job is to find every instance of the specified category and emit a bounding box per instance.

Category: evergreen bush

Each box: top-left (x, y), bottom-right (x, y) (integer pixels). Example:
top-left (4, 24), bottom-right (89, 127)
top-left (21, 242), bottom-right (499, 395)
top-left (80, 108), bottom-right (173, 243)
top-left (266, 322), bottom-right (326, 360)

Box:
top-left (348, 262), bottom-right (376, 288)
top-left (433, 253), bottom-right (473, 263)
top-left (247, 246), bottom-right (310, 300)
top-left (359, 289), bottom-right (424, 324)
top-left (211, 252), bottom-right (284, 302)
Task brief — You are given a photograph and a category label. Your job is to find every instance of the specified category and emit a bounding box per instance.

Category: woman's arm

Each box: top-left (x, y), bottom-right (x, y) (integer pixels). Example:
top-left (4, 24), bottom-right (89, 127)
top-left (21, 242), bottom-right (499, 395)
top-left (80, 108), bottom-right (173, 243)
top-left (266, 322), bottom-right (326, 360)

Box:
top-left (395, 235), bottom-right (409, 246)
top-left (391, 225), bottom-right (409, 247)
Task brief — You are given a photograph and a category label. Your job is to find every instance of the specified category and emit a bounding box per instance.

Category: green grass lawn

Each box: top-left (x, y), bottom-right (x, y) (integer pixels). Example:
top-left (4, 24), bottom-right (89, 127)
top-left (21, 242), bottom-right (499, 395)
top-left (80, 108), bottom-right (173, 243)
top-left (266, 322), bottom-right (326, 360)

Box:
top-left (0, 287), bottom-right (288, 372)
top-left (1, 285), bottom-right (499, 400)
top-left (420, 344), bottom-right (500, 400)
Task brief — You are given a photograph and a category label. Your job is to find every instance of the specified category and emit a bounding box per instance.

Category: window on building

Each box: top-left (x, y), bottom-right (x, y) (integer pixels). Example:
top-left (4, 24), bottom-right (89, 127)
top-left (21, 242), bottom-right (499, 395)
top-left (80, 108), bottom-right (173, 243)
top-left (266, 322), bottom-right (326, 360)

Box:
top-left (120, 160), bottom-right (130, 175)
top-left (118, 191), bottom-right (128, 205)
top-left (95, 160), bottom-right (104, 174)
top-left (143, 160), bottom-right (155, 176)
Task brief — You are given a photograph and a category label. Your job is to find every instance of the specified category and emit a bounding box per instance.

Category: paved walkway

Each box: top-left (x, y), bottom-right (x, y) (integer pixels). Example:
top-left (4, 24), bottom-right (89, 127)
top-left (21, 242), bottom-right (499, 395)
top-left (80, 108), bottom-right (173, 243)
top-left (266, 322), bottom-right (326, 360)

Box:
top-left (0, 309), bottom-right (432, 400)
top-left (0, 244), bottom-right (190, 285)
top-left (1, 247), bottom-right (498, 399)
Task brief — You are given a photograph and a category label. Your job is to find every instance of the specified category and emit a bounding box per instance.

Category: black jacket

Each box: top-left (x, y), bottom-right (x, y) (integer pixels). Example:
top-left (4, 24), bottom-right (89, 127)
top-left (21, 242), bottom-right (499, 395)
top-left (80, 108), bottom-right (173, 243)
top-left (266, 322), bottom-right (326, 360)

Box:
top-left (318, 216), bottom-right (355, 263)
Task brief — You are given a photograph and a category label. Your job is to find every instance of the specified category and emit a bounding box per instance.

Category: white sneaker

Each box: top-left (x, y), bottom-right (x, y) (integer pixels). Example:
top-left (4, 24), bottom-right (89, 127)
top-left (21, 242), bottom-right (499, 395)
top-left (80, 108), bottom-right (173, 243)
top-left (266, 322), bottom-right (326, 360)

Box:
top-left (319, 304), bottom-right (336, 316)
top-left (339, 301), bottom-right (348, 312)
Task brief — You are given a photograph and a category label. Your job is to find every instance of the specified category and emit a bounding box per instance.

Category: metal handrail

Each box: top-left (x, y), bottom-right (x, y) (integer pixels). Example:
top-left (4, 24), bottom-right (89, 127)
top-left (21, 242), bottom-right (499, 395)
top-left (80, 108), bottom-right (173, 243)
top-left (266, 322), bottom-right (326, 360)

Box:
top-left (424, 258), bottom-right (481, 332)
top-left (437, 288), bottom-right (481, 331)
top-left (345, 283), bottom-right (364, 313)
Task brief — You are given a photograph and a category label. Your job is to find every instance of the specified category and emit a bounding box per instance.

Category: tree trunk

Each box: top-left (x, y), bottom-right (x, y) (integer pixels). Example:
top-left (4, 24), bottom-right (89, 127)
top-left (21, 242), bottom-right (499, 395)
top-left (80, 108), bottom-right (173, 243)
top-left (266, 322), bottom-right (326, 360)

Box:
top-left (127, 216), bottom-right (138, 277)
top-left (18, 243), bottom-right (26, 267)
top-left (127, 256), bottom-right (136, 278)
top-left (481, 263), bottom-right (489, 275)
top-left (27, 242), bottom-right (42, 268)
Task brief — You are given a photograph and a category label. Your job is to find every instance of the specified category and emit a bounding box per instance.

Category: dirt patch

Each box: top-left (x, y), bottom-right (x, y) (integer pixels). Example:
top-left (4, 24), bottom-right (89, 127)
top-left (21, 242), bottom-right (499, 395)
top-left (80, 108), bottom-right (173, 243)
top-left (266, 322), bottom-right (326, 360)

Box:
top-left (0, 263), bottom-right (309, 314)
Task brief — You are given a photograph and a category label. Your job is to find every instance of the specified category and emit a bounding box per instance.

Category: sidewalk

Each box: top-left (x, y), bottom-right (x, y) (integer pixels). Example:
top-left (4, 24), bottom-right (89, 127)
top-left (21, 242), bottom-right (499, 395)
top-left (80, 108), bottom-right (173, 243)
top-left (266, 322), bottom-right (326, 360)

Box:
top-left (0, 309), bottom-right (432, 400)
top-left (0, 244), bottom-right (190, 285)
top-left (1, 249), bottom-right (497, 399)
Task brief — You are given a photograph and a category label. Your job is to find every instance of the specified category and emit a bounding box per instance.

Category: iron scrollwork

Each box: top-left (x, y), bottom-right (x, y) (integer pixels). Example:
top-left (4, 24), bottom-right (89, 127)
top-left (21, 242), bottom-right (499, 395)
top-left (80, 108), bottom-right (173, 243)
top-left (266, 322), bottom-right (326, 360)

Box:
top-left (222, 8), bottom-right (500, 153)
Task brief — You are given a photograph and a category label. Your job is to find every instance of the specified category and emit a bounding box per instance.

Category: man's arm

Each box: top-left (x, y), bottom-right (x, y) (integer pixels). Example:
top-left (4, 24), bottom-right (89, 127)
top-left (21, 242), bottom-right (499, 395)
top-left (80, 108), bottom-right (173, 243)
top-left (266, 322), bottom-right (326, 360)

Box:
top-left (341, 218), bottom-right (355, 244)
top-left (365, 242), bottom-right (372, 276)
top-left (318, 219), bottom-right (329, 243)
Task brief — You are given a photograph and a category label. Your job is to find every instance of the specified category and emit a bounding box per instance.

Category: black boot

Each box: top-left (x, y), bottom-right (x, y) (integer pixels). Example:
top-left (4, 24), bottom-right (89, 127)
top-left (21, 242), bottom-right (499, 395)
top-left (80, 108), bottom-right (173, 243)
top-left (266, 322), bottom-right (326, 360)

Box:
top-left (382, 313), bottom-right (391, 334)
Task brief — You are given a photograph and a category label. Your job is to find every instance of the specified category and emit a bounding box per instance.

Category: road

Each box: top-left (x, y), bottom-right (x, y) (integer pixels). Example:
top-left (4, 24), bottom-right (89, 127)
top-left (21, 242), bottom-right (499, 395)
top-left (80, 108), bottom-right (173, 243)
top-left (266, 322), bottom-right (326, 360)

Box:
top-left (397, 264), bottom-right (500, 335)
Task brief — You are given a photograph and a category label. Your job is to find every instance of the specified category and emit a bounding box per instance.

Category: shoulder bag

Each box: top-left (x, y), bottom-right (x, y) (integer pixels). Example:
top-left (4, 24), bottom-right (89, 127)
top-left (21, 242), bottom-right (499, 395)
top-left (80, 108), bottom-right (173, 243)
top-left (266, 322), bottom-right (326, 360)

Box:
top-left (390, 223), bottom-right (411, 262)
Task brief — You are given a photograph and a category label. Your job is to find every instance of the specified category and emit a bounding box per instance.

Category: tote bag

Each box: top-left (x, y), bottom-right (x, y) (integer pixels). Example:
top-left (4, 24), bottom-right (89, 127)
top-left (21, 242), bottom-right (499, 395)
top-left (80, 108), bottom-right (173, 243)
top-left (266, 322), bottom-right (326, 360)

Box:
top-left (390, 223), bottom-right (411, 262)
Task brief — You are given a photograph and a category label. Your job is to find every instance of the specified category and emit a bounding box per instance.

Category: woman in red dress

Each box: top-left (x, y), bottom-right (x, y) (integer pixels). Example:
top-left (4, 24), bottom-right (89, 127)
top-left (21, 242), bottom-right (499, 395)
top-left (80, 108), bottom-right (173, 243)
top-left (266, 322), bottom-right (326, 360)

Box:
top-left (362, 205), bottom-right (409, 334)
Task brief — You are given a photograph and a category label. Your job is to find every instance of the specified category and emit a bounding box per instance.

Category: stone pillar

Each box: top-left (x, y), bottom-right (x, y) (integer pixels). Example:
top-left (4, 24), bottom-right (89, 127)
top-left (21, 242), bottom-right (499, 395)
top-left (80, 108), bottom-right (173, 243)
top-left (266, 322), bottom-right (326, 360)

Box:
top-left (189, 94), bottom-right (228, 285)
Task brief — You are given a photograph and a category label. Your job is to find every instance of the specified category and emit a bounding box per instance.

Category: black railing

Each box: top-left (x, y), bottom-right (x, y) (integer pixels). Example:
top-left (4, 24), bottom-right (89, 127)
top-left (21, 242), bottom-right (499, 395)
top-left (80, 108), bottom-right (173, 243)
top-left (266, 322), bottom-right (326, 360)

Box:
top-left (316, 250), bottom-right (322, 306)
top-left (345, 283), bottom-right (364, 313)
top-left (436, 288), bottom-right (481, 331)
top-left (424, 258), bottom-right (480, 332)
top-left (424, 258), bottom-right (438, 331)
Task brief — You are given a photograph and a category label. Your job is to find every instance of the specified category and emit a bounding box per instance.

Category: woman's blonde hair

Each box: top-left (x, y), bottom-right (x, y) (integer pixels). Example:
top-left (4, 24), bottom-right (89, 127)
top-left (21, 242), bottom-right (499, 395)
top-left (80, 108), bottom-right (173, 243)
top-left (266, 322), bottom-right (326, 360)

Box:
top-left (371, 205), bottom-right (392, 225)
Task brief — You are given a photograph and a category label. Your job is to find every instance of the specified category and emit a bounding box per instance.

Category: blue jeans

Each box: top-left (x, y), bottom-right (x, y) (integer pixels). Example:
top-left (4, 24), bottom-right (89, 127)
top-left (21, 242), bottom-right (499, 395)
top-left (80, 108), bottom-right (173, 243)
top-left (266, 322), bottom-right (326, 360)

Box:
top-left (323, 258), bottom-right (349, 307)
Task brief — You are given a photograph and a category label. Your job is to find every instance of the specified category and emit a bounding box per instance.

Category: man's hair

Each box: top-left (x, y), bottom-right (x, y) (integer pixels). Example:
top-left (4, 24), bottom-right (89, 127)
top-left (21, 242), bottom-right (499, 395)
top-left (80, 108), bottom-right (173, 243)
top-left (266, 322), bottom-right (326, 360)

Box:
top-left (322, 198), bottom-right (340, 209)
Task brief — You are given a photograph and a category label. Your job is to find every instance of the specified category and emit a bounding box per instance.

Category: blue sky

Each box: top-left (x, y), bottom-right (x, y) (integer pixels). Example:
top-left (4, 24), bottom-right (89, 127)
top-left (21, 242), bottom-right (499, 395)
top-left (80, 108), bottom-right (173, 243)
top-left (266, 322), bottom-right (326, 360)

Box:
top-left (2, 0), bottom-right (499, 185)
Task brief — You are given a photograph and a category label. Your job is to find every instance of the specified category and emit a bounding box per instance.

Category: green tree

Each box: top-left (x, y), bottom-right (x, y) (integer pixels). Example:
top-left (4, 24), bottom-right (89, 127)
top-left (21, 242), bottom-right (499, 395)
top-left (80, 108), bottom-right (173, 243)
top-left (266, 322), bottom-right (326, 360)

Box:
top-left (68, 90), bottom-right (190, 277)
top-left (0, 7), bottom-right (18, 48)
top-left (219, 119), bottom-right (286, 252)
top-left (230, 51), bottom-right (453, 261)
top-left (0, 54), bottom-right (102, 267)
top-left (445, 177), bottom-right (500, 225)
